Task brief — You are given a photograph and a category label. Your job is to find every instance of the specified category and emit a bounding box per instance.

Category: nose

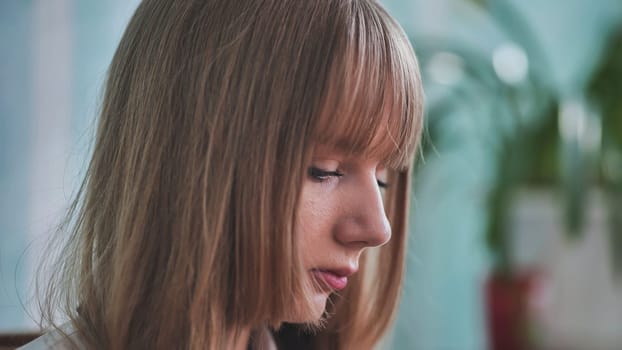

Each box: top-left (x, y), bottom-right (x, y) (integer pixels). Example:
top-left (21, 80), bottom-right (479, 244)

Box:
top-left (333, 175), bottom-right (392, 249)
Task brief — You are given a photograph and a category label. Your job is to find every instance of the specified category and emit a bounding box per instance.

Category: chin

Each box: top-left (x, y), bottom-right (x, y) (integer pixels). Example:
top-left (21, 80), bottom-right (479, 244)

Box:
top-left (285, 290), bottom-right (330, 324)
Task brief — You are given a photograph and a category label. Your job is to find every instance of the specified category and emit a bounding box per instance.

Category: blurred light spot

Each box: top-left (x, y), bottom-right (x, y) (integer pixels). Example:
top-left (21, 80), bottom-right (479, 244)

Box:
top-left (559, 98), bottom-right (601, 153)
top-left (559, 100), bottom-right (585, 141)
top-left (427, 52), bottom-right (465, 86)
top-left (492, 42), bottom-right (528, 85)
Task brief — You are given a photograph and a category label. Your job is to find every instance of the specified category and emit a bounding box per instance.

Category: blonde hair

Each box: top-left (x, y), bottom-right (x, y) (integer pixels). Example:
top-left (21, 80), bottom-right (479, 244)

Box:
top-left (40, 0), bottom-right (423, 349)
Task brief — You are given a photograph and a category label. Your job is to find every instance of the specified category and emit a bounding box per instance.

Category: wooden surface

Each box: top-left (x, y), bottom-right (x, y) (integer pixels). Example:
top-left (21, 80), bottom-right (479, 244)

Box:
top-left (0, 333), bottom-right (40, 349)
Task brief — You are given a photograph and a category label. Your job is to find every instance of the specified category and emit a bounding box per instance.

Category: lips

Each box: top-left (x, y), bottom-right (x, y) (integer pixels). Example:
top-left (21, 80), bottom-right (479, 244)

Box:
top-left (311, 267), bottom-right (356, 291)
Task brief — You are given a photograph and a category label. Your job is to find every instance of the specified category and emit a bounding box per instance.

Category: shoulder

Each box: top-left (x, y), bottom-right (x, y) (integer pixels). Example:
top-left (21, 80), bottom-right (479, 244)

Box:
top-left (17, 324), bottom-right (84, 350)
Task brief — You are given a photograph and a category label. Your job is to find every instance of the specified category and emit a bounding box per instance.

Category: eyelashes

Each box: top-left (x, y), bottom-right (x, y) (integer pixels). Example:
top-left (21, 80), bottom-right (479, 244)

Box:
top-left (308, 167), bottom-right (344, 182)
top-left (377, 179), bottom-right (389, 189)
top-left (307, 167), bottom-right (389, 189)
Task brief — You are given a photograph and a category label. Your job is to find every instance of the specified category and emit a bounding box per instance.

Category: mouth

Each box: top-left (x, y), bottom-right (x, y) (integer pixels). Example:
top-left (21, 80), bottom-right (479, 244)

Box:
top-left (310, 267), bottom-right (357, 291)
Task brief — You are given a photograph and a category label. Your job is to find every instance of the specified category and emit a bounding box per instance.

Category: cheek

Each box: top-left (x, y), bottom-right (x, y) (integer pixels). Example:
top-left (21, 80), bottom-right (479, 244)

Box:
top-left (285, 185), bottom-right (338, 323)
top-left (296, 185), bottom-right (338, 263)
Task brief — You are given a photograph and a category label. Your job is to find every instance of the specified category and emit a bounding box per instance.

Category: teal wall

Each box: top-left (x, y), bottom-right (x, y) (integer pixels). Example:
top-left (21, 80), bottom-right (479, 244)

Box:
top-left (0, 0), bottom-right (139, 331)
top-left (0, 0), bottom-right (33, 330)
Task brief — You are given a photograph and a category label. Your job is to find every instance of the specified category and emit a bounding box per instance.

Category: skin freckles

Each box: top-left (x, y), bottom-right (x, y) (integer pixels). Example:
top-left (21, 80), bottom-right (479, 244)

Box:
top-left (291, 144), bottom-right (392, 322)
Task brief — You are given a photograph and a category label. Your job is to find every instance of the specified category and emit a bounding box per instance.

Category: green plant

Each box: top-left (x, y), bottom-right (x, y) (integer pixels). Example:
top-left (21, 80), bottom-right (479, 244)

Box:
top-left (417, 1), bottom-right (622, 275)
top-left (588, 27), bottom-right (622, 272)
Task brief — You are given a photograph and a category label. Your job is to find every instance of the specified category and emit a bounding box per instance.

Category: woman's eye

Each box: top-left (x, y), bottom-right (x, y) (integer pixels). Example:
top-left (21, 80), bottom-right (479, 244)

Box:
top-left (376, 167), bottom-right (389, 189)
top-left (308, 167), bottom-right (390, 188)
top-left (377, 179), bottom-right (389, 189)
top-left (307, 167), bottom-right (343, 182)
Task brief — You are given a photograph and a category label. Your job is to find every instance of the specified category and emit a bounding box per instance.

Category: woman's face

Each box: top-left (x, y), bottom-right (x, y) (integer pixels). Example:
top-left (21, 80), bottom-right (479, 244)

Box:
top-left (293, 143), bottom-right (392, 322)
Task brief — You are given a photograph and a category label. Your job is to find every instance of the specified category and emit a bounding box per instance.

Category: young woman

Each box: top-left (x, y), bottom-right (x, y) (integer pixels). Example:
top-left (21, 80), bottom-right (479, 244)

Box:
top-left (24, 0), bottom-right (423, 349)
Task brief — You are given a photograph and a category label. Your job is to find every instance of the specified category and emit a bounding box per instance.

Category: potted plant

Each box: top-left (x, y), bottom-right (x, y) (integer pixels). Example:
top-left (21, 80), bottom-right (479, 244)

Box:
top-left (416, 2), bottom-right (622, 348)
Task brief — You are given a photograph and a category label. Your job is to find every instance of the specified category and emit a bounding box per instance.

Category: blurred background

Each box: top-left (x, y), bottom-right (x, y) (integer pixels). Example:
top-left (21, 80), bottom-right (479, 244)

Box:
top-left (1, 0), bottom-right (621, 349)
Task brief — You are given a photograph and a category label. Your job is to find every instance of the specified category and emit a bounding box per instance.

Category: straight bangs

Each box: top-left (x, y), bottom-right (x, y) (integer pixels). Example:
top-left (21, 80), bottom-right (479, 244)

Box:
top-left (314, 1), bottom-right (424, 171)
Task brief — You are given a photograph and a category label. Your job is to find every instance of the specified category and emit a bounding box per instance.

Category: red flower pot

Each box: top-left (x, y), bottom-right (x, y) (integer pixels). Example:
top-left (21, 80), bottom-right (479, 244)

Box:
top-left (485, 271), bottom-right (537, 350)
